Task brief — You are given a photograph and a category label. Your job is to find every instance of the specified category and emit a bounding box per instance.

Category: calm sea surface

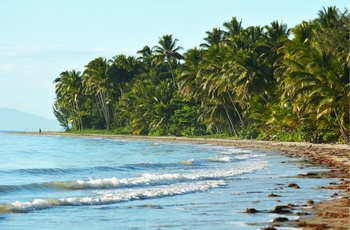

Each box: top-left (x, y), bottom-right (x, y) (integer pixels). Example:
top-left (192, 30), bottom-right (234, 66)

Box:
top-left (0, 132), bottom-right (336, 229)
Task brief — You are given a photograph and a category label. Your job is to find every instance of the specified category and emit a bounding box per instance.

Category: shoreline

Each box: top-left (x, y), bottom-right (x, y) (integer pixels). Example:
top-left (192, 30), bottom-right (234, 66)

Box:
top-left (12, 132), bottom-right (350, 229)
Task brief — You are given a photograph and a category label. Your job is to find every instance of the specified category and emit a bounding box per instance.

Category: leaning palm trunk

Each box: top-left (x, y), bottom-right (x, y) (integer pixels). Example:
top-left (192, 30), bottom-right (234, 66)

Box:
top-left (334, 110), bottom-right (349, 143)
top-left (75, 101), bottom-right (83, 130)
top-left (70, 101), bottom-right (79, 130)
top-left (220, 97), bottom-right (238, 137)
top-left (227, 90), bottom-right (244, 125)
top-left (97, 91), bottom-right (111, 130)
top-left (167, 60), bottom-right (176, 88)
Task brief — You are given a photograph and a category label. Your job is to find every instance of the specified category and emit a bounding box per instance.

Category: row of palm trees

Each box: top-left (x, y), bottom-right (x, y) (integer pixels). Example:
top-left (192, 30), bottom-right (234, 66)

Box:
top-left (53, 6), bottom-right (349, 143)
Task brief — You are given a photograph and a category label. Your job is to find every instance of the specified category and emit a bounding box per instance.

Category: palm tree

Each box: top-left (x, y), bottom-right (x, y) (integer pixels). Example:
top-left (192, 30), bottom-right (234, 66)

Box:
top-left (232, 49), bottom-right (274, 106)
top-left (83, 57), bottom-right (114, 130)
top-left (153, 34), bottom-right (183, 87)
top-left (258, 20), bottom-right (290, 67)
top-left (137, 45), bottom-right (155, 72)
top-left (290, 21), bottom-right (313, 45)
top-left (177, 47), bottom-right (203, 99)
top-left (279, 9), bottom-right (350, 143)
top-left (314, 6), bottom-right (349, 54)
top-left (117, 79), bottom-right (151, 135)
top-left (52, 103), bottom-right (70, 131)
top-left (264, 20), bottom-right (290, 43)
top-left (223, 17), bottom-right (243, 40)
top-left (316, 6), bottom-right (341, 28)
top-left (198, 98), bottom-right (236, 135)
top-left (137, 45), bottom-right (153, 60)
top-left (200, 27), bottom-right (225, 48)
top-left (198, 45), bottom-right (240, 136)
top-left (148, 80), bottom-right (175, 134)
top-left (110, 54), bottom-right (140, 96)
top-left (53, 70), bottom-right (84, 130)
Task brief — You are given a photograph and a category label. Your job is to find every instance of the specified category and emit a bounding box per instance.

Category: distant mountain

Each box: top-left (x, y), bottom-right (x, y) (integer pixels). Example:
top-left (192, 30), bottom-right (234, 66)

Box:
top-left (0, 108), bottom-right (62, 131)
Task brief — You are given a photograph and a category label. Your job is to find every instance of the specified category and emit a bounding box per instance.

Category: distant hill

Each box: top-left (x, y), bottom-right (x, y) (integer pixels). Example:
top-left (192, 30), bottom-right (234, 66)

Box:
top-left (0, 108), bottom-right (62, 131)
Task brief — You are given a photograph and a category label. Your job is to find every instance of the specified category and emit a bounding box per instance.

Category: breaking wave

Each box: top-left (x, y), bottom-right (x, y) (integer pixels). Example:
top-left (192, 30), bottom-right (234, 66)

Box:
top-left (0, 180), bottom-right (225, 213)
top-left (0, 161), bottom-right (267, 193)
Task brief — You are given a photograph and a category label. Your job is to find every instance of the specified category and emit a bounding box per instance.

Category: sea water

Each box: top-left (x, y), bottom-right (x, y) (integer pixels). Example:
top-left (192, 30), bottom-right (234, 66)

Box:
top-left (0, 132), bottom-right (336, 229)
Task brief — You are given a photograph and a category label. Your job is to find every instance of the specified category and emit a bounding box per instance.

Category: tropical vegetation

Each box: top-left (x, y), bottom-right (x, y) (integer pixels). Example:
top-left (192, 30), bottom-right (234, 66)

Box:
top-left (53, 6), bottom-right (349, 143)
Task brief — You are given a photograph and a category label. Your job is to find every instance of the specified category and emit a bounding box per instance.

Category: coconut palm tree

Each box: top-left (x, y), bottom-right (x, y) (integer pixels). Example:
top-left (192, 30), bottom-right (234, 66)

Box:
top-left (197, 45), bottom-right (240, 136)
top-left (118, 79), bottom-right (152, 135)
top-left (83, 57), bottom-right (114, 130)
top-left (137, 45), bottom-right (156, 72)
top-left (177, 47), bottom-right (203, 99)
top-left (257, 20), bottom-right (290, 68)
top-left (223, 17), bottom-right (243, 40)
top-left (232, 49), bottom-right (274, 106)
top-left (53, 70), bottom-right (84, 130)
top-left (279, 8), bottom-right (350, 143)
top-left (110, 54), bottom-right (141, 97)
top-left (290, 21), bottom-right (313, 45)
top-left (137, 45), bottom-right (153, 60)
top-left (52, 102), bottom-right (70, 131)
top-left (314, 6), bottom-right (349, 54)
top-left (200, 27), bottom-right (225, 49)
top-left (153, 34), bottom-right (183, 87)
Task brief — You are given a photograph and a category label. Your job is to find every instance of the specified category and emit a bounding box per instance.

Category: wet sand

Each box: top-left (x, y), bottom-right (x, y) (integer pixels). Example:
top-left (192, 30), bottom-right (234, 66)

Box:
top-left (19, 132), bottom-right (350, 229)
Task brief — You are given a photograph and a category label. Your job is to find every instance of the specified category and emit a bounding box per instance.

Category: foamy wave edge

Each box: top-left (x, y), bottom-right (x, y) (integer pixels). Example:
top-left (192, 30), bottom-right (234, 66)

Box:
top-left (0, 181), bottom-right (225, 213)
top-left (0, 161), bottom-right (268, 193)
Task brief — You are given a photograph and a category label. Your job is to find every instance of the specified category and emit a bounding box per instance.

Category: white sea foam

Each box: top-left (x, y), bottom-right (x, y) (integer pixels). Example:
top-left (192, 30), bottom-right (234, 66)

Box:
top-left (73, 160), bottom-right (268, 190)
top-left (3, 180), bottom-right (225, 213)
top-left (0, 161), bottom-right (268, 213)
top-left (207, 156), bottom-right (232, 162)
top-left (234, 153), bottom-right (266, 160)
top-left (0, 159), bottom-right (268, 193)
top-left (219, 148), bottom-right (252, 155)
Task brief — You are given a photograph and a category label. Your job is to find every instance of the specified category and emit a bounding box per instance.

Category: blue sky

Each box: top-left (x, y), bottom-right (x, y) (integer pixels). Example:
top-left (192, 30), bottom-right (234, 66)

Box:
top-left (0, 0), bottom-right (348, 120)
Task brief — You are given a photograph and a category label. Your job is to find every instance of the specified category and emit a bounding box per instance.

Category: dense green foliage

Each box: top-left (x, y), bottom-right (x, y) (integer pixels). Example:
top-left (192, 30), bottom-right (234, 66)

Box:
top-left (53, 6), bottom-right (349, 143)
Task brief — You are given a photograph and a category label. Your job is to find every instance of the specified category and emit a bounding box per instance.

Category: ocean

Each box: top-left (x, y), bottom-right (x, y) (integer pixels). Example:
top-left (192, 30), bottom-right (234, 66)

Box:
top-left (0, 132), bottom-right (337, 229)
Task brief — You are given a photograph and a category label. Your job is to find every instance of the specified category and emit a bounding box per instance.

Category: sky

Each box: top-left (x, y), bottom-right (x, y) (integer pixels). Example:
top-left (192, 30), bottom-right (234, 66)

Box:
top-left (0, 0), bottom-right (348, 120)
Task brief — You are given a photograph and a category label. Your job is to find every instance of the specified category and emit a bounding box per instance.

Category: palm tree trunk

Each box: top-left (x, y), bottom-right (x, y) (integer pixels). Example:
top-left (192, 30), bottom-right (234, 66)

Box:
top-left (95, 97), bottom-right (103, 118)
top-left (70, 101), bottom-right (79, 130)
top-left (334, 110), bottom-right (349, 143)
top-left (167, 59), bottom-right (176, 88)
top-left (75, 101), bottom-right (84, 130)
top-left (220, 97), bottom-right (238, 137)
top-left (98, 91), bottom-right (111, 130)
top-left (227, 90), bottom-right (244, 125)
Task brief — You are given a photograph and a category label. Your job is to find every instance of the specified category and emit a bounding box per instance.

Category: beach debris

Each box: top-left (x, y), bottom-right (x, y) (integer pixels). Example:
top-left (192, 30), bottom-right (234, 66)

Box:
top-left (298, 222), bottom-right (328, 229)
top-left (272, 205), bottom-right (292, 214)
top-left (306, 200), bottom-right (314, 205)
top-left (287, 183), bottom-right (300, 189)
top-left (298, 172), bottom-right (320, 178)
top-left (260, 227), bottom-right (276, 230)
top-left (272, 217), bottom-right (289, 222)
top-left (296, 211), bottom-right (310, 216)
top-left (331, 193), bottom-right (339, 197)
top-left (244, 208), bottom-right (260, 213)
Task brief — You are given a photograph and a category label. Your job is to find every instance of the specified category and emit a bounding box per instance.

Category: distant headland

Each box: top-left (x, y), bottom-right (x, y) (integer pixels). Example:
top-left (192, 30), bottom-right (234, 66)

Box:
top-left (0, 107), bottom-right (61, 131)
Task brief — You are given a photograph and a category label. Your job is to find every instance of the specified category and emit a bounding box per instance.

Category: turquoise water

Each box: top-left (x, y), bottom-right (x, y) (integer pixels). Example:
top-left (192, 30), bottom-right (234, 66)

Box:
top-left (0, 132), bottom-right (336, 229)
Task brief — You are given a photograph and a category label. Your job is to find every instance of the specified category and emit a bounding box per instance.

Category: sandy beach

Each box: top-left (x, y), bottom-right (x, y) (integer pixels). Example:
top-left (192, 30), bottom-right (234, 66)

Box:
top-left (23, 132), bottom-right (350, 229)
